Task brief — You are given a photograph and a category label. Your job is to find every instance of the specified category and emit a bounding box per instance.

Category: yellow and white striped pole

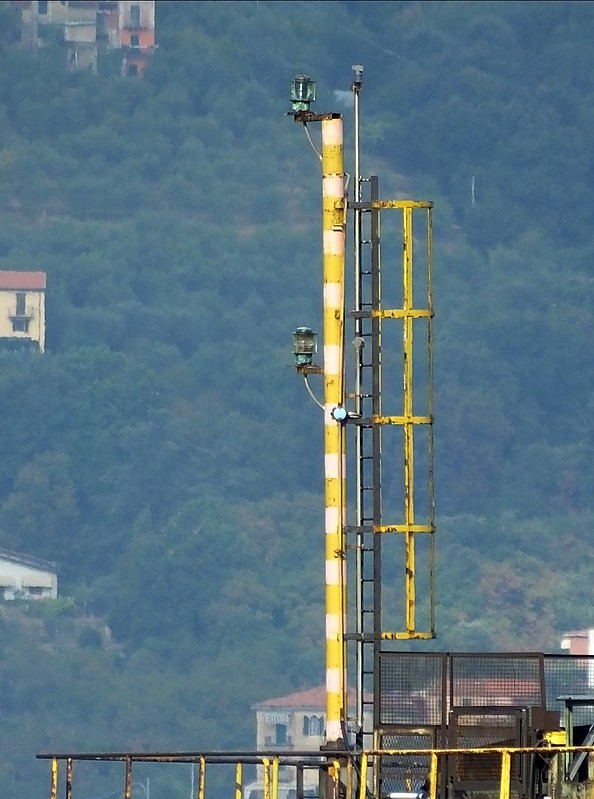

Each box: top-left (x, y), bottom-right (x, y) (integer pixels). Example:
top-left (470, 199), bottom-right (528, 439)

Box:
top-left (321, 115), bottom-right (346, 745)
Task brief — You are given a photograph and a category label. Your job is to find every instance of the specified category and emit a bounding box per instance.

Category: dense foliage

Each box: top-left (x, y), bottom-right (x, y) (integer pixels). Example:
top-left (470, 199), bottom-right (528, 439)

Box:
top-left (0, 1), bottom-right (593, 796)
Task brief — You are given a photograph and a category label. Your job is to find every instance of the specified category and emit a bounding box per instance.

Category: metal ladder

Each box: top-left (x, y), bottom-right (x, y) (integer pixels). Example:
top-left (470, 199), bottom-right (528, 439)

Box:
top-left (345, 179), bottom-right (436, 747)
top-left (346, 175), bottom-right (380, 743)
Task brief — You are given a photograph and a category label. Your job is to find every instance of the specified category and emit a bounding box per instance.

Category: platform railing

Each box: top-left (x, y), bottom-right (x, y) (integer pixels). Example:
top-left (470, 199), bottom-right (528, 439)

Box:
top-left (37, 745), bottom-right (594, 799)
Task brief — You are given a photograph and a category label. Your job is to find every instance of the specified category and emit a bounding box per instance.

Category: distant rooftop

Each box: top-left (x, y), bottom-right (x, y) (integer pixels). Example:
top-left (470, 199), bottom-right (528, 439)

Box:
top-left (0, 271), bottom-right (46, 290)
top-left (563, 629), bottom-right (592, 638)
top-left (0, 546), bottom-right (57, 573)
top-left (254, 685), bottom-right (365, 710)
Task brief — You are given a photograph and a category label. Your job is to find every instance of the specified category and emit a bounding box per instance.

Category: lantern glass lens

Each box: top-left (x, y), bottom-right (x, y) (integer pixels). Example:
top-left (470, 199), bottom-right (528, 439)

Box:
top-left (293, 327), bottom-right (317, 354)
top-left (290, 76), bottom-right (316, 111)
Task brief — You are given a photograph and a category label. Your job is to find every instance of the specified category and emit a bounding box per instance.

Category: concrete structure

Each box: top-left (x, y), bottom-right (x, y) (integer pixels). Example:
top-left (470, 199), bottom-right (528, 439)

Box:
top-left (0, 547), bottom-right (58, 600)
top-left (14, 1), bottom-right (155, 75)
top-left (0, 271), bottom-right (46, 352)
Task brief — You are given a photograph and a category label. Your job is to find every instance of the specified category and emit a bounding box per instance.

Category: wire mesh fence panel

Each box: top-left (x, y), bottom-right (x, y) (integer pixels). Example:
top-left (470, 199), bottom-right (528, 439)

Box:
top-left (449, 710), bottom-right (524, 782)
top-left (544, 655), bottom-right (594, 725)
top-left (376, 734), bottom-right (433, 796)
top-left (450, 654), bottom-right (544, 709)
top-left (378, 652), bottom-right (444, 726)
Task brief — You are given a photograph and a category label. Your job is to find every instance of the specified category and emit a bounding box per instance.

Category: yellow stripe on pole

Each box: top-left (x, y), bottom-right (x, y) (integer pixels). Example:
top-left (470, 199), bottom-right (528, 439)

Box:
top-left (235, 763), bottom-right (243, 799)
top-left (499, 751), bottom-right (511, 799)
top-left (51, 758), bottom-right (58, 799)
top-left (198, 756), bottom-right (205, 799)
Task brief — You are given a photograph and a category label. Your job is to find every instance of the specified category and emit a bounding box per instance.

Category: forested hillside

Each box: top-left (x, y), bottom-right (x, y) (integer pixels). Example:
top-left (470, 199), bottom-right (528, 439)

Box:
top-left (0, 1), bottom-right (593, 797)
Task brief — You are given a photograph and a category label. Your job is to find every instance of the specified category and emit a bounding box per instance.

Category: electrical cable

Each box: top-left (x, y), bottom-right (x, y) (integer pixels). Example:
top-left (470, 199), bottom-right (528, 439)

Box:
top-left (303, 374), bottom-right (324, 410)
top-left (302, 122), bottom-right (322, 161)
top-left (339, 719), bottom-right (374, 799)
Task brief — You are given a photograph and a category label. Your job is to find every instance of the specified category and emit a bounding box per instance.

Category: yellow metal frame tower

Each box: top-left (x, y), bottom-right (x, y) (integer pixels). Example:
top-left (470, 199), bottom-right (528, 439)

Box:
top-left (347, 186), bottom-right (435, 753)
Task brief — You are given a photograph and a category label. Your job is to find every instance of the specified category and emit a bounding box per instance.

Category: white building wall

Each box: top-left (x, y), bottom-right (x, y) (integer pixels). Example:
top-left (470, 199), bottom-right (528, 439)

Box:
top-left (0, 559), bottom-right (57, 600)
top-left (0, 288), bottom-right (45, 351)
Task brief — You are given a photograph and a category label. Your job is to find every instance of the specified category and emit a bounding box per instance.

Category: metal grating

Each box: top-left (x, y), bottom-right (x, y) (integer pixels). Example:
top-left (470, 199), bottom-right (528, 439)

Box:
top-left (544, 655), bottom-right (594, 725)
top-left (448, 709), bottom-right (527, 793)
top-left (450, 654), bottom-right (544, 708)
top-left (379, 652), bottom-right (547, 728)
top-left (378, 733), bottom-right (432, 795)
top-left (450, 749), bottom-right (502, 783)
top-left (451, 710), bottom-right (521, 745)
top-left (378, 653), bottom-right (443, 726)
top-left (376, 647), bottom-right (594, 793)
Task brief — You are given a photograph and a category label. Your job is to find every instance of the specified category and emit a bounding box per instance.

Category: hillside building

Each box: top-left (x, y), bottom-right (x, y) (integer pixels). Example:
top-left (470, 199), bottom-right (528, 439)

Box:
top-left (561, 629), bottom-right (594, 657)
top-left (14, 0), bottom-right (156, 75)
top-left (254, 686), bottom-right (327, 754)
top-left (250, 686), bottom-right (372, 792)
top-left (0, 547), bottom-right (58, 600)
top-left (0, 271), bottom-right (46, 352)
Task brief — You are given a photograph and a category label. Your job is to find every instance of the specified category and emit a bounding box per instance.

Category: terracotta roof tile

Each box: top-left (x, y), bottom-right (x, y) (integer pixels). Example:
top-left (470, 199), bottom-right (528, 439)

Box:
top-left (254, 686), bottom-right (364, 710)
top-left (0, 271), bottom-right (46, 290)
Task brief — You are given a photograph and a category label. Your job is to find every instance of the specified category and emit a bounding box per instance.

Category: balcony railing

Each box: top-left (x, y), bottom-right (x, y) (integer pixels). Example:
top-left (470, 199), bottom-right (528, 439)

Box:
top-left (8, 307), bottom-right (35, 322)
top-left (264, 736), bottom-right (293, 749)
top-left (124, 43), bottom-right (155, 52)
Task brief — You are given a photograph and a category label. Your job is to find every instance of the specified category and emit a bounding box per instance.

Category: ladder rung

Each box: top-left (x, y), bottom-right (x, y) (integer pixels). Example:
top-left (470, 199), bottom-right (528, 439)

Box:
top-left (344, 633), bottom-right (375, 642)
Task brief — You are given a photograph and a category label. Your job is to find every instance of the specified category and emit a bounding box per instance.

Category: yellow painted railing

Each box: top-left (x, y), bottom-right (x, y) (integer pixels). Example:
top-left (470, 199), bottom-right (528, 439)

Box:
top-left (38, 745), bottom-right (594, 799)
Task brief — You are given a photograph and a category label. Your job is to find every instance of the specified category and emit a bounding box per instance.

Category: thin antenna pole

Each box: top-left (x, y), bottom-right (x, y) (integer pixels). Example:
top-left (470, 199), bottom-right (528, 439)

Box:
top-left (351, 63), bottom-right (364, 733)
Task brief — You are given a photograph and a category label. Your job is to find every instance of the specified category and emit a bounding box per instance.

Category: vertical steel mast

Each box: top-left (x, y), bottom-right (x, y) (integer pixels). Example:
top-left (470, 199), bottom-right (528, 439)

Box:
top-left (290, 75), bottom-right (348, 747)
top-left (290, 71), bottom-right (435, 753)
top-left (320, 113), bottom-right (347, 746)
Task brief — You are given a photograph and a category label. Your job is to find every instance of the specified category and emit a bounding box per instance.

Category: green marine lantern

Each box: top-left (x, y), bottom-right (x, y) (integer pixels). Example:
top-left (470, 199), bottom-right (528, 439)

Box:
top-left (290, 75), bottom-right (316, 113)
top-left (293, 327), bottom-right (317, 367)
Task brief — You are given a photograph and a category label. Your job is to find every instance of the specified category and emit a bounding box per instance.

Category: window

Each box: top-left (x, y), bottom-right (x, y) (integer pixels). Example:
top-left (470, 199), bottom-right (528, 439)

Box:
top-left (11, 292), bottom-right (29, 333)
top-left (127, 63), bottom-right (138, 77)
top-left (275, 723), bottom-right (287, 745)
top-left (130, 34), bottom-right (139, 47)
top-left (130, 4), bottom-right (140, 27)
top-left (302, 715), bottom-right (323, 736)
top-left (12, 318), bottom-right (29, 333)
top-left (38, 1), bottom-right (48, 14)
